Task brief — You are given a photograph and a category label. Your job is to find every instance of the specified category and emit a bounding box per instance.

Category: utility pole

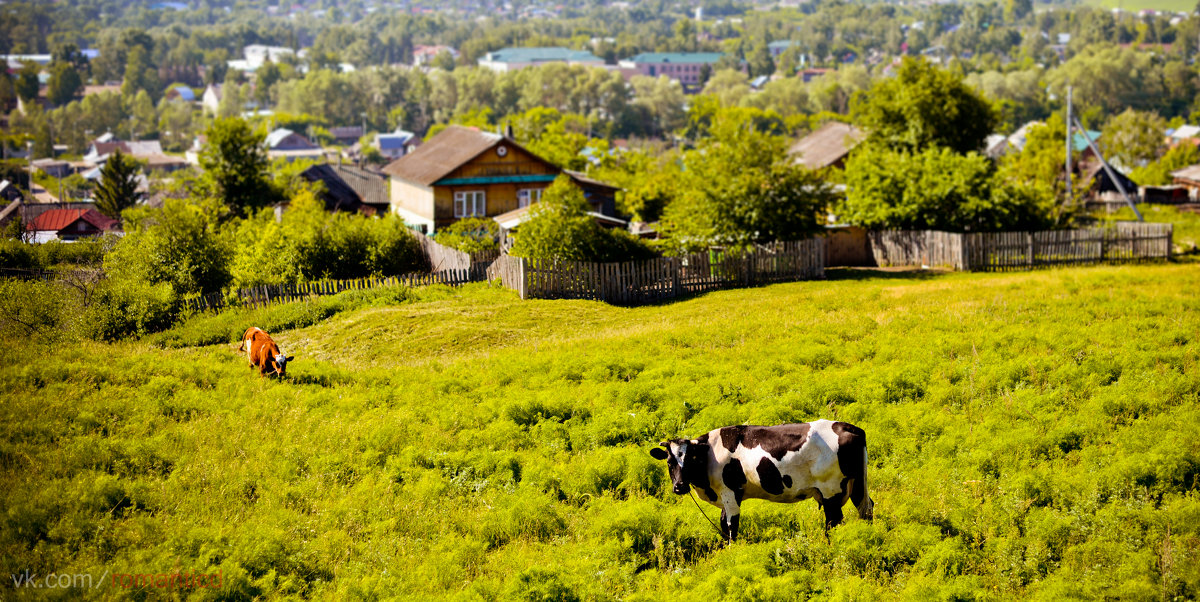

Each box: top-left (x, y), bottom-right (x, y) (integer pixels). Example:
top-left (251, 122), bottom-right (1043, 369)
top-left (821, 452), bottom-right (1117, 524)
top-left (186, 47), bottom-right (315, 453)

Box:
top-left (1065, 85), bottom-right (1073, 205)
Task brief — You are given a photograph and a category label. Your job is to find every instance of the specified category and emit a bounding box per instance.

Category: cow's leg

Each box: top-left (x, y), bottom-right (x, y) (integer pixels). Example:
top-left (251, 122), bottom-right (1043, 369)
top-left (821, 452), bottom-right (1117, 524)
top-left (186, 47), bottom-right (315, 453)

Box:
top-left (718, 493), bottom-right (741, 542)
top-left (821, 496), bottom-right (845, 532)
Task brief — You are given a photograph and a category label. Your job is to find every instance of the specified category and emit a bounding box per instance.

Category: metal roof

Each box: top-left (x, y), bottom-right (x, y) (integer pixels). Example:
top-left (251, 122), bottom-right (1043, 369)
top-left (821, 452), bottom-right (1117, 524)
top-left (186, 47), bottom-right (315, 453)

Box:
top-left (626, 52), bottom-right (724, 64)
top-left (483, 47), bottom-right (602, 63)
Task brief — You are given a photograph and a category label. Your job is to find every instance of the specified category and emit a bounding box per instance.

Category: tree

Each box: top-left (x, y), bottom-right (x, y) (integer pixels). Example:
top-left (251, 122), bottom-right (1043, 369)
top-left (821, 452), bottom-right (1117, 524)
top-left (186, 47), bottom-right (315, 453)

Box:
top-left (1130, 142), bottom-right (1200, 186)
top-left (509, 175), bottom-right (654, 262)
top-left (1102, 109), bottom-right (1168, 168)
top-left (46, 62), bottom-right (82, 106)
top-left (660, 109), bottom-right (833, 252)
top-left (129, 90), bottom-right (157, 139)
top-left (842, 145), bottom-right (1059, 232)
top-left (93, 150), bottom-right (141, 219)
top-left (852, 57), bottom-right (996, 154)
top-left (198, 117), bottom-right (277, 216)
top-left (15, 62), bottom-right (40, 102)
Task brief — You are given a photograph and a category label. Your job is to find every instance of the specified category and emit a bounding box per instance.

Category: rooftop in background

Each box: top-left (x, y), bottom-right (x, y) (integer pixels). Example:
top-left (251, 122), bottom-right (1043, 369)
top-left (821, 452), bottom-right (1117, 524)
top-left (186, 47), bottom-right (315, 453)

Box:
top-left (482, 47), bottom-right (603, 63)
top-left (622, 52), bottom-right (724, 64)
top-left (789, 122), bottom-right (865, 171)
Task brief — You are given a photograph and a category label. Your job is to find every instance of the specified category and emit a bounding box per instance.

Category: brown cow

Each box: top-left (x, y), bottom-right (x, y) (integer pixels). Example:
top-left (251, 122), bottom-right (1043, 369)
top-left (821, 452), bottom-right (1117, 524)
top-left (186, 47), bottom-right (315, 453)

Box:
top-left (238, 327), bottom-right (293, 377)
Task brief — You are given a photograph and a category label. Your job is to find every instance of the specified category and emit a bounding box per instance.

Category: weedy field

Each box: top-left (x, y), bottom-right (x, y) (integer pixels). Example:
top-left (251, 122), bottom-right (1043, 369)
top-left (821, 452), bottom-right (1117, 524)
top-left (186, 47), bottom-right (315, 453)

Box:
top-left (2, 263), bottom-right (1199, 600)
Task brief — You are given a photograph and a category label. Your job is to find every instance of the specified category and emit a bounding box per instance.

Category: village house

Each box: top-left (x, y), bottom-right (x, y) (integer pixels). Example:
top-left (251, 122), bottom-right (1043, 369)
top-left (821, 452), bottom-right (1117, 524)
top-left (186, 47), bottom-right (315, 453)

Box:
top-left (24, 208), bottom-right (120, 243)
top-left (382, 126), bottom-right (618, 233)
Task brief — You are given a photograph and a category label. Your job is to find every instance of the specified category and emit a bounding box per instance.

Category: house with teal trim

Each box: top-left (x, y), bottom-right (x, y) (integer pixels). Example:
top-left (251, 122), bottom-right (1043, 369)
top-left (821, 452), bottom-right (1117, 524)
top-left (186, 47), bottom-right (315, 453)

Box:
top-left (382, 126), bottom-right (618, 233)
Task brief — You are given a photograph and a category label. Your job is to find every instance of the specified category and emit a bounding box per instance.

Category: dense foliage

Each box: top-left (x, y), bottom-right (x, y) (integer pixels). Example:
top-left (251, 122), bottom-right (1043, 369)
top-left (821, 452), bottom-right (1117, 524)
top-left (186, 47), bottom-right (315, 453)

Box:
top-left (230, 190), bottom-right (424, 287)
top-left (198, 117), bottom-right (278, 217)
top-left (0, 264), bottom-right (1197, 598)
top-left (509, 175), bottom-right (656, 262)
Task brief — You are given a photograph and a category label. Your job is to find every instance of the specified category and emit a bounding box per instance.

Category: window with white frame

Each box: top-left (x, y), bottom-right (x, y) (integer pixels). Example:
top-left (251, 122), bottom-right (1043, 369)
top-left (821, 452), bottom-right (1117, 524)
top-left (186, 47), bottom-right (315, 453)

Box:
top-left (454, 190), bottom-right (486, 217)
top-left (517, 188), bottom-right (543, 208)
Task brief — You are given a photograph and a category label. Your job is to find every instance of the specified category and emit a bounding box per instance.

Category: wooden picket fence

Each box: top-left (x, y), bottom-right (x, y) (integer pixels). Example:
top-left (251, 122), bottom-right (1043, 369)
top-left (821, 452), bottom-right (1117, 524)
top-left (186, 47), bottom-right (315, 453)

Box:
top-left (180, 270), bottom-right (475, 312)
top-left (486, 239), bottom-right (825, 304)
top-left (869, 223), bottom-right (1172, 272)
top-left (411, 229), bottom-right (500, 279)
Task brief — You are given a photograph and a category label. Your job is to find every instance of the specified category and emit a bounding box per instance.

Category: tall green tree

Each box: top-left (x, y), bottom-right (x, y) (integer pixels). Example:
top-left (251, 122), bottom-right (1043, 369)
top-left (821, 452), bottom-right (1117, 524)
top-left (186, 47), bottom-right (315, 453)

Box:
top-left (661, 108), bottom-right (833, 252)
top-left (852, 57), bottom-right (996, 154)
top-left (93, 150), bottom-right (141, 219)
top-left (45, 62), bottom-right (82, 106)
top-left (15, 62), bottom-right (40, 102)
top-left (198, 117), bottom-right (277, 217)
top-left (1102, 109), bottom-right (1167, 168)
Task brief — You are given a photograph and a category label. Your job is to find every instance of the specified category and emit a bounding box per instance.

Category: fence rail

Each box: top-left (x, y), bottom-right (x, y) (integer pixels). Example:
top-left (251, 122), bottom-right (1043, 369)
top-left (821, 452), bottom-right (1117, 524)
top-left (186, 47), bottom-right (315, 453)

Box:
top-left (868, 223), bottom-right (1171, 271)
top-left (487, 239), bottom-right (825, 304)
top-left (181, 270), bottom-right (474, 312)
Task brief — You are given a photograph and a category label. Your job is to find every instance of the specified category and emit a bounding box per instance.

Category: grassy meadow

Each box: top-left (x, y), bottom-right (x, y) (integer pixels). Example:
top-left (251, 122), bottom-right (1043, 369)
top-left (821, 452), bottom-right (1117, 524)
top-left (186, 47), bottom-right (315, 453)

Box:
top-left (2, 263), bottom-right (1199, 599)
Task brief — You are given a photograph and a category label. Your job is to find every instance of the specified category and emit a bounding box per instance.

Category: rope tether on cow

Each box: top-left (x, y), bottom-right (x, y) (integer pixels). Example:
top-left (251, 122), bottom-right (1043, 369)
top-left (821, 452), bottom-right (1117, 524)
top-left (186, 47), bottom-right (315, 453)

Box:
top-left (688, 489), bottom-right (728, 542)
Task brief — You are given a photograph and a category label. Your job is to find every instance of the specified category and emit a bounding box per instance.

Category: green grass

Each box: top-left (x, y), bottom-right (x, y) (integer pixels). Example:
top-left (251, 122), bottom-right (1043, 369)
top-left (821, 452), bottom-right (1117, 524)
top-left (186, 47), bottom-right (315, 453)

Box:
top-left (2, 265), bottom-right (1199, 599)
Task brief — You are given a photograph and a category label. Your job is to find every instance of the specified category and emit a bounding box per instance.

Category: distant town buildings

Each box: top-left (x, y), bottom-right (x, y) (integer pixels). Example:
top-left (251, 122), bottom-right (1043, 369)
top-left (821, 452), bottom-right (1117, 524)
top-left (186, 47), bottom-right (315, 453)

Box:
top-left (618, 52), bottom-right (724, 91)
top-left (478, 47), bottom-right (605, 72)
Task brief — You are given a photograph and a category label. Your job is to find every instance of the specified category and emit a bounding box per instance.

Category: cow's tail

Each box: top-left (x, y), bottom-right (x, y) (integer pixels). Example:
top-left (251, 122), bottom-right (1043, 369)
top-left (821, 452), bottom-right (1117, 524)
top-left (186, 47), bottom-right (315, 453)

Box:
top-left (855, 448), bottom-right (874, 521)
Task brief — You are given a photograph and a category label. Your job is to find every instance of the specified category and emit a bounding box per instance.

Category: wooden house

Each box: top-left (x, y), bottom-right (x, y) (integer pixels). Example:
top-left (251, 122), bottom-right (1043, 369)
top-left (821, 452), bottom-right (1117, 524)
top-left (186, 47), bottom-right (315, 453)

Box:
top-left (382, 126), bottom-right (618, 233)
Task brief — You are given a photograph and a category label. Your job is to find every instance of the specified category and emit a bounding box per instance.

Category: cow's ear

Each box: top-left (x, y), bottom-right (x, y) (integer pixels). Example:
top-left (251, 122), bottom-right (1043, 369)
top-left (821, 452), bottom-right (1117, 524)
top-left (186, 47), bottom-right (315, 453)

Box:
top-left (649, 447), bottom-right (669, 461)
top-left (286, 356), bottom-right (295, 361)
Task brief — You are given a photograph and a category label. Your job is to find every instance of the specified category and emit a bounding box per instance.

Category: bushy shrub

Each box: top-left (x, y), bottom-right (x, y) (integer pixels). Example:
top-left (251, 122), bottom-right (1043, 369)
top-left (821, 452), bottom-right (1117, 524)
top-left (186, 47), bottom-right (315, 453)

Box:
top-left (232, 190), bottom-right (423, 287)
top-left (0, 237), bottom-right (110, 270)
top-left (437, 217), bottom-right (499, 254)
top-left (509, 176), bottom-right (656, 263)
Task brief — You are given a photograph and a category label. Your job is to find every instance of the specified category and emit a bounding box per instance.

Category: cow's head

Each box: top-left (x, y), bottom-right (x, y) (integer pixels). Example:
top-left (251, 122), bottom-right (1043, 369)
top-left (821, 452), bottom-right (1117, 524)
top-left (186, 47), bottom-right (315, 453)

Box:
top-left (650, 438), bottom-right (709, 495)
top-left (270, 353), bottom-right (295, 377)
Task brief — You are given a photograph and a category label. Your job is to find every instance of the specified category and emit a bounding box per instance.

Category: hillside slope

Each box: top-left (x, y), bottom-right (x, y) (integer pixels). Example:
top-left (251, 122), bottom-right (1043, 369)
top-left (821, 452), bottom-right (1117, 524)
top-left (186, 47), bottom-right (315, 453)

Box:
top-left (2, 265), bottom-right (1198, 599)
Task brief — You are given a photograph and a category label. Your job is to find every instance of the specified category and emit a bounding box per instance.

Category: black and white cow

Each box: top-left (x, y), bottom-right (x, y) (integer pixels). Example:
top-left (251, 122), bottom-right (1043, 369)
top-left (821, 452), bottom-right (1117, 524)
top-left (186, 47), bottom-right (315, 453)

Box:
top-left (649, 419), bottom-right (873, 542)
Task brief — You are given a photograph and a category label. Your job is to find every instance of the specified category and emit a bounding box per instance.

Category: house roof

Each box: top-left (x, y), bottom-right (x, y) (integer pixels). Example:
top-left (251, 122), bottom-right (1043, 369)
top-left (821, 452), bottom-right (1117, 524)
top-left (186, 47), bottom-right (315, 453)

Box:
top-left (1170, 125), bottom-right (1200, 140)
top-left (301, 164), bottom-right (363, 212)
top-left (789, 122), bottom-right (865, 169)
top-left (265, 128), bottom-right (297, 148)
top-left (381, 126), bottom-right (503, 186)
top-left (377, 131), bottom-right (415, 150)
top-left (482, 47), bottom-right (602, 64)
top-left (166, 86), bottom-right (195, 101)
top-left (1171, 163), bottom-right (1200, 183)
top-left (329, 126), bottom-right (363, 140)
top-left (768, 41), bottom-right (797, 51)
top-left (332, 164), bottom-right (389, 206)
top-left (26, 208), bottom-right (119, 232)
top-left (626, 52), bottom-right (724, 64)
top-left (1071, 130), bottom-right (1102, 153)
top-left (564, 169), bottom-right (619, 192)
